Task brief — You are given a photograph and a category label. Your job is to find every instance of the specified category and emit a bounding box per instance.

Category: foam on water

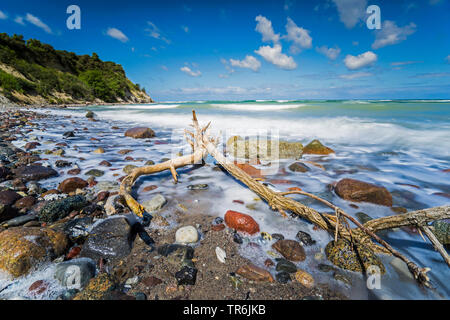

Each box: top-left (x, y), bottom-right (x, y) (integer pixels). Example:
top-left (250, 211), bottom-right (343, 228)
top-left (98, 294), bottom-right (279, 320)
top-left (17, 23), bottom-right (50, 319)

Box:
top-left (211, 103), bottom-right (306, 110)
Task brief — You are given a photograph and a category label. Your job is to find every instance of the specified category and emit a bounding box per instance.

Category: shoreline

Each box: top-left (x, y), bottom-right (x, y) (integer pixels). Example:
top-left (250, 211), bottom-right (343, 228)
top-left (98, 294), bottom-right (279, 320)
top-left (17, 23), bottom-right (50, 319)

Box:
top-left (0, 107), bottom-right (348, 300)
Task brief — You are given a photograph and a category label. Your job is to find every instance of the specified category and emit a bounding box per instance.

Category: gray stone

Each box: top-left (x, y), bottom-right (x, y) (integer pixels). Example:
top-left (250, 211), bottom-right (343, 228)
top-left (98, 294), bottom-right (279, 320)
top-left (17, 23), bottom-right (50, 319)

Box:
top-left (142, 194), bottom-right (167, 212)
top-left (54, 258), bottom-right (96, 289)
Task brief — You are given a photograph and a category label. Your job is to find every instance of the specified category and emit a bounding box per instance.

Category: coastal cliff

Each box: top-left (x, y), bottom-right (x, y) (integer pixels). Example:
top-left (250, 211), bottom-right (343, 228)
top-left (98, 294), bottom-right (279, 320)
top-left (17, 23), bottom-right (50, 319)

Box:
top-left (0, 33), bottom-right (153, 106)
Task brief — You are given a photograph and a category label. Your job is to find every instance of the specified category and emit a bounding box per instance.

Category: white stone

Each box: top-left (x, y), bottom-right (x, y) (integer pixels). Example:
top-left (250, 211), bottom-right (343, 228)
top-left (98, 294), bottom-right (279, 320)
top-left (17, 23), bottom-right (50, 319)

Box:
top-left (175, 226), bottom-right (199, 244)
top-left (216, 246), bottom-right (226, 263)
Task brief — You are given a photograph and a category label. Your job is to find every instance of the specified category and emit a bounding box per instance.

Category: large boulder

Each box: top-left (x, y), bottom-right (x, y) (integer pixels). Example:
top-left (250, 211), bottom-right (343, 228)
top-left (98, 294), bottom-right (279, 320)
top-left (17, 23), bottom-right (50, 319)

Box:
top-left (334, 178), bottom-right (393, 207)
top-left (303, 140), bottom-right (335, 155)
top-left (325, 239), bottom-right (385, 274)
top-left (13, 165), bottom-right (58, 182)
top-left (124, 127), bottom-right (155, 139)
top-left (80, 216), bottom-right (134, 261)
top-left (226, 136), bottom-right (303, 160)
top-left (39, 195), bottom-right (88, 223)
top-left (0, 227), bottom-right (68, 278)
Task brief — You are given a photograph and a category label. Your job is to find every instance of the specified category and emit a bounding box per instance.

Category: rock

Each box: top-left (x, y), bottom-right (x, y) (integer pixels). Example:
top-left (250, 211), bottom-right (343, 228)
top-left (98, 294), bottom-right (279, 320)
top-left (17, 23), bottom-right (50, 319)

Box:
top-left (55, 160), bottom-right (72, 168)
top-left (318, 263), bottom-right (337, 273)
top-left (157, 244), bottom-right (194, 267)
top-left (295, 231), bottom-right (316, 246)
top-left (211, 224), bottom-right (225, 231)
top-left (431, 221), bottom-right (450, 245)
top-left (142, 276), bottom-right (163, 287)
top-left (175, 266), bottom-right (197, 285)
top-left (236, 263), bottom-right (274, 282)
top-left (333, 272), bottom-right (352, 286)
top-left (325, 239), bottom-right (386, 274)
top-left (63, 131), bottom-right (75, 138)
top-left (85, 111), bottom-right (94, 119)
top-left (175, 226), bottom-right (199, 244)
top-left (289, 162), bottom-right (309, 173)
top-left (355, 212), bottom-right (373, 224)
top-left (93, 148), bottom-right (105, 154)
top-left (142, 185), bottom-right (157, 192)
top-left (0, 227), bottom-right (68, 277)
top-left (276, 272), bottom-right (291, 284)
top-left (272, 233), bottom-right (285, 241)
top-left (99, 160), bottom-right (112, 167)
top-left (264, 259), bottom-right (274, 267)
top-left (66, 246), bottom-right (81, 260)
top-left (145, 160), bottom-right (155, 166)
top-left (81, 217), bottom-right (134, 261)
top-left (272, 240), bottom-right (306, 262)
top-left (58, 177), bottom-right (88, 194)
top-left (1, 214), bottom-right (37, 227)
top-left (54, 258), bottom-right (96, 289)
top-left (0, 166), bottom-right (11, 181)
top-left (187, 184), bottom-right (209, 190)
top-left (13, 165), bottom-right (58, 181)
top-left (13, 196), bottom-right (36, 210)
top-left (118, 149), bottom-right (133, 155)
top-left (224, 210), bottom-right (260, 235)
top-left (39, 195), bottom-right (87, 223)
top-left (125, 127), bottom-right (155, 139)
top-left (85, 169), bottom-right (104, 177)
top-left (97, 191), bottom-right (110, 202)
top-left (28, 280), bottom-right (49, 296)
top-left (303, 140), bottom-right (334, 155)
top-left (0, 190), bottom-right (21, 205)
top-left (233, 232), bottom-right (243, 244)
top-left (52, 149), bottom-right (65, 156)
top-left (64, 216), bottom-right (94, 243)
top-left (142, 194), bottom-right (167, 212)
top-left (294, 270), bottom-right (315, 288)
top-left (104, 194), bottom-right (126, 216)
top-left (226, 136), bottom-right (303, 160)
top-left (275, 258), bottom-right (297, 273)
top-left (334, 178), bottom-right (393, 207)
top-left (67, 168), bottom-right (81, 175)
top-left (73, 273), bottom-right (115, 300)
top-left (24, 142), bottom-right (40, 150)
top-left (123, 165), bottom-right (137, 175)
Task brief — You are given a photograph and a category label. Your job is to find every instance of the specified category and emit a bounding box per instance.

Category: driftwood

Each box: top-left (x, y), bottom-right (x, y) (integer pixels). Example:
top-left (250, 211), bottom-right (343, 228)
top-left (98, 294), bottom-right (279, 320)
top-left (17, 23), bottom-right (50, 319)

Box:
top-left (120, 110), bottom-right (450, 288)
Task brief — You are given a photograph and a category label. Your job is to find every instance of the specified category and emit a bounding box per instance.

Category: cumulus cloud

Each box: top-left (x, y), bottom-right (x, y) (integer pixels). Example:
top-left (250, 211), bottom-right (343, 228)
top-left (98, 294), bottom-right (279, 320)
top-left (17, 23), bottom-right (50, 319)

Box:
top-left (146, 21), bottom-right (171, 44)
top-left (14, 16), bottom-right (25, 25)
top-left (344, 51), bottom-right (377, 70)
top-left (284, 17), bottom-right (312, 54)
top-left (0, 10), bottom-right (7, 20)
top-left (106, 28), bottom-right (129, 43)
top-left (255, 15), bottom-right (280, 43)
top-left (255, 44), bottom-right (297, 70)
top-left (180, 66), bottom-right (201, 77)
top-left (339, 72), bottom-right (372, 79)
top-left (332, 0), bottom-right (367, 29)
top-left (25, 13), bottom-right (52, 34)
top-left (229, 55), bottom-right (261, 72)
top-left (316, 45), bottom-right (341, 60)
top-left (372, 20), bottom-right (416, 49)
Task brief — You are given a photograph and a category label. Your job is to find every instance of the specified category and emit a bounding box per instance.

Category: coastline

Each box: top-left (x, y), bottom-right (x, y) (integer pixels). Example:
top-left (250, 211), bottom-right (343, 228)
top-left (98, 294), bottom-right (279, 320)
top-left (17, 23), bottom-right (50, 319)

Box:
top-left (0, 107), bottom-right (347, 300)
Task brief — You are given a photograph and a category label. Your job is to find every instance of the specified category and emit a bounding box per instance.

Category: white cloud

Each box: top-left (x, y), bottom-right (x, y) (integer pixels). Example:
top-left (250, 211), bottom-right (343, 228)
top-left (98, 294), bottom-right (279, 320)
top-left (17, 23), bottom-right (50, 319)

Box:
top-left (181, 25), bottom-right (189, 33)
top-left (255, 15), bottom-right (280, 43)
top-left (332, 0), bottom-right (367, 29)
top-left (344, 51), bottom-right (377, 70)
top-left (146, 21), bottom-right (171, 44)
top-left (174, 86), bottom-right (272, 95)
top-left (25, 13), bottom-right (52, 34)
top-left (339, 72), bottom-right (372, 79)
top-left (180, 66), bottom-right (201, 77)
top-left (390, 61), bottom-right (422, 66)
top-left (284, 17), bottom-right (312, 53)
top-left (316, 45), bottom-right (341, 60)
top-left (106, 28), bottom-right (129, 43)
top-left (229, 55), bottom-right (261, 72)
top-left (255, 44), bottom-right (297, 70)
top-left (14, 16), bottom-right (25, 25)
top-left (0, 10), bottom-right (7, 20)
top-left (372, 20), bottom-right (416, 49)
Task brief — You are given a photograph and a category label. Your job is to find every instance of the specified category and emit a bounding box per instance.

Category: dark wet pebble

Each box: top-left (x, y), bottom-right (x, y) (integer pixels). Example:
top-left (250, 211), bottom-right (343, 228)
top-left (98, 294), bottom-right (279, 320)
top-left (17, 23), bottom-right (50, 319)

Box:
top-left (276, 272), bottom-right (291, 284)
top-left (187, 184), bottom-right (209, 190)
top-left (271, 233), bottom-right (285, 241)
top-left (233, 232), bottom-right (243, 244)
top-left (175, 266), bottom-right (198, 285)
top-left (275, 258), bottom-right (297, 273)
top-left (296, 230), bottom-right (316, 246)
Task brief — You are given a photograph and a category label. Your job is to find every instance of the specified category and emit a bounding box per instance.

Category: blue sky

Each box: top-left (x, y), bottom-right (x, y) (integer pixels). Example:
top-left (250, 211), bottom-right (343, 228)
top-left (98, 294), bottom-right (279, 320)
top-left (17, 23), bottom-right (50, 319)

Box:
top-left (0, 0), bottom-right (449, 101)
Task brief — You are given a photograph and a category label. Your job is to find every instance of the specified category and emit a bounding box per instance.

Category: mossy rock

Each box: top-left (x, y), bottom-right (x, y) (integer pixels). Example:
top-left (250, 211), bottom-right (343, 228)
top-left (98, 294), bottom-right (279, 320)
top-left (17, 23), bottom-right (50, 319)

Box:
top-left (432, 221), bottom-right (450, 246)
top-left (303, 139), bottom-right (334, 155)
top-left (73, 273), bottom-right (116, 300)
top-left (0, 227), bottom-right (68, 277)
top-left (325, 239), bottom-right (385, 274)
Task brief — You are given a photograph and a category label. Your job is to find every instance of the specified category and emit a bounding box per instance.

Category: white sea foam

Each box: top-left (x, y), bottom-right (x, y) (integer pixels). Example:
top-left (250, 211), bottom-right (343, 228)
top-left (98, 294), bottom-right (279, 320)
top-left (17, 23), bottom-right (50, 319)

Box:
top-left (211, 103), bottom-right (306, 111)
